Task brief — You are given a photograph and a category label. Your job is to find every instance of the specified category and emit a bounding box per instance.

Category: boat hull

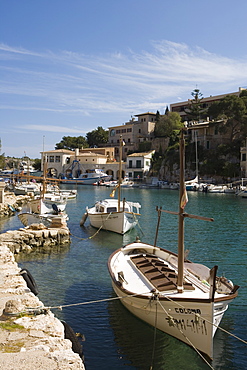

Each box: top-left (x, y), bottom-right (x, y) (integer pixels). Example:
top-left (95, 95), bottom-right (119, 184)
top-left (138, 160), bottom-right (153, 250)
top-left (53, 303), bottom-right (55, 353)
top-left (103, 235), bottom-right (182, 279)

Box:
top-left (108, 243), bottom-right (238, 359)
top-left (112, 282), bottom-right (215, 357)
top-left (88, 211), bottom-right (137, 234)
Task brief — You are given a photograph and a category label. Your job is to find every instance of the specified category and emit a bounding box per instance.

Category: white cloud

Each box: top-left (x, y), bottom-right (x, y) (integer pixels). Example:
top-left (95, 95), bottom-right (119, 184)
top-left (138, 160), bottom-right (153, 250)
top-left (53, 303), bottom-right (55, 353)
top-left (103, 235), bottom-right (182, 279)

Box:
top-left (21, 124), bottom-right (84, 134)
top-left (0, 40), bottom-right (247, 117)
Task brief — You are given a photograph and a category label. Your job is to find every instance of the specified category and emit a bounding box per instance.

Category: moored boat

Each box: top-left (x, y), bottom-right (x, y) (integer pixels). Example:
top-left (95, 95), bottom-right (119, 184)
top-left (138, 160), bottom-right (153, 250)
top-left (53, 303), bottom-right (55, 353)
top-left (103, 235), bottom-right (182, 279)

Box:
top-left (81, 136), bottom-right (141, 234)
top-left (82, 198), bottom-right (141, 234)
top-left (108, 130), bottom-right (239, 359)
top-left (62, 168), bottom-right (112, 185)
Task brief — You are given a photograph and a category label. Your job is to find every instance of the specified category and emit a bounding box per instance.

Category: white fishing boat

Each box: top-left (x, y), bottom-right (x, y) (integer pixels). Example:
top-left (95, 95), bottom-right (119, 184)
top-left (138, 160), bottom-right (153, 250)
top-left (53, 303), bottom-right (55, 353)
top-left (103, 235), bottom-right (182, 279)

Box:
top-left (108, 130), bottom-right (239, 359)
top-left (80, 136), bottom-right (141, 234)
top-left (18, 162), bottom-right (69, 227)
top-left (18, 197), bottom-right (68, 227)
top-left (82, 198), bottom-right (141, 234)
top-left (62, 168), bottom-right (112, 185)
top-left (14, 182), bottom-right (41, 196)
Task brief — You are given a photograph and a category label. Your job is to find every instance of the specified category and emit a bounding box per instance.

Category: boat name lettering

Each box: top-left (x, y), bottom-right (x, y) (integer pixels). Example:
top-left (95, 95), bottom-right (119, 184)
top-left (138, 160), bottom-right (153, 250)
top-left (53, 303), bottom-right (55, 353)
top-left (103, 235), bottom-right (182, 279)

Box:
top-left (166, 317), bottom-right (207, 335)
top-left (174, 308), bottom-right (201, 314)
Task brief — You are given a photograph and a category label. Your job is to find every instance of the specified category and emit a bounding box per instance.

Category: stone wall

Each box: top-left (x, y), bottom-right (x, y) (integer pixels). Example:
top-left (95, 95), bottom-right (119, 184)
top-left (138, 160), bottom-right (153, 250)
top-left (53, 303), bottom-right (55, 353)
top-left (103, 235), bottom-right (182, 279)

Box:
top-left (0, 244), bottom-right (85, 369)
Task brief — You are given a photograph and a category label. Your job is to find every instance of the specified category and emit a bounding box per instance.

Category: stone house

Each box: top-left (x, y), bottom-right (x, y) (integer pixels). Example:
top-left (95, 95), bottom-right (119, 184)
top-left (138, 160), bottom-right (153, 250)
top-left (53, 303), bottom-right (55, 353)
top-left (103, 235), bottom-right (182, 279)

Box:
top-left (108, 112), bottom-right (156, 160)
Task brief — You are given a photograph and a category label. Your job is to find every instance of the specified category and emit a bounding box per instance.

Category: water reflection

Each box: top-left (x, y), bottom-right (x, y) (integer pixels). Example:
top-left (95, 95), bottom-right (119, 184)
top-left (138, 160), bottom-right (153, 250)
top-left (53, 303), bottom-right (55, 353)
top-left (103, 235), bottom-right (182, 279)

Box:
top-left (107, 297), bottom-right (209, 370)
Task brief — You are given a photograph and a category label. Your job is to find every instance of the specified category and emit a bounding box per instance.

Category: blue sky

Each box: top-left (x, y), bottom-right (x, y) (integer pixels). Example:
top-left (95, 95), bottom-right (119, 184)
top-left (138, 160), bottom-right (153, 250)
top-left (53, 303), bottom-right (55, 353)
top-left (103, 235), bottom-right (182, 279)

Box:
top-left (1, 0), bottom-right (247, 159)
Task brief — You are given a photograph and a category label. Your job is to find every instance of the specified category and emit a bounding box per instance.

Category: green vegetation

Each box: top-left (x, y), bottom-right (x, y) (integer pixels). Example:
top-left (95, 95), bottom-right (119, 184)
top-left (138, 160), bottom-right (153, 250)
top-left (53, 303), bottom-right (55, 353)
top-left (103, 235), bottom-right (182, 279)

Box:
top-left (184, 88), bottom-right (207, 123)
top-left (55, 135), bottom-right (89, 150)
top-left (2, 90), bottom-right (247, 180)
top-left (55, 126), bottom-right (109, 150)
top-left (0, 321), bottom-right (25, 331)
top-left (155, 89), bottom-right (247, 180)
top-left (154, 112), bottom-right (183, 140)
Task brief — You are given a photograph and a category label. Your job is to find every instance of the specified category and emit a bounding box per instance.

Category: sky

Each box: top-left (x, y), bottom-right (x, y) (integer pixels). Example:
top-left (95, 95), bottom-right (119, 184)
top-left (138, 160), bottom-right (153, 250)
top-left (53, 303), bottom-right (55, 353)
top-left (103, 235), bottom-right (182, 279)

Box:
top-left (1, 0), bottom-right (247, 159)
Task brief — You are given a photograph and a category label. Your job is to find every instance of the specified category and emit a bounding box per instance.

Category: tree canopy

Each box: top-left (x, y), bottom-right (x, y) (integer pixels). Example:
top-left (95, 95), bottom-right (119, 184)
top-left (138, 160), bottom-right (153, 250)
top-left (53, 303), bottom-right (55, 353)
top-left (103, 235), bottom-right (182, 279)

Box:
top-left (55, 136), bottom-right (88, 150)
top-left (86, 126), bottom-right (109, 147)
top-left (55, 127), bottom-right (109, 150)
top-left (208, 94), bottom-right (247, 143)
top-left (184, 88), bottom-right (207, 123)
top-left (154, 112), bottom-right (183, 139)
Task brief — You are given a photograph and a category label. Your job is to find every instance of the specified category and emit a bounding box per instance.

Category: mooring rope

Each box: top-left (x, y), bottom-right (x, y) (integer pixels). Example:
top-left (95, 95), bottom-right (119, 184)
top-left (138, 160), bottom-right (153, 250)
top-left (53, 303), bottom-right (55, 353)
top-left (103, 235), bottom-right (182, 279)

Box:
top-left (150, 292), bottom-right (159, 370)
top-left (71, 212), bottom-right (114, 240)
top-left (161, 294), bottom-right (247, 345)
top-left (17, 288), bottom-right (246, 370)
top-left (156, 298), bottom-right (214, 370)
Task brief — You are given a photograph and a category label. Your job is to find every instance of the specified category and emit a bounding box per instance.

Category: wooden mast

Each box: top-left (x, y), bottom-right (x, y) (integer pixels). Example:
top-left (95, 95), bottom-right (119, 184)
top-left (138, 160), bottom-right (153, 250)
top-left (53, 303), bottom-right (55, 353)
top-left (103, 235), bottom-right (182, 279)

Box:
top-left (177, 130), bottom-right (185, 293)
top-left (118, 136), bottom-right (123, 211)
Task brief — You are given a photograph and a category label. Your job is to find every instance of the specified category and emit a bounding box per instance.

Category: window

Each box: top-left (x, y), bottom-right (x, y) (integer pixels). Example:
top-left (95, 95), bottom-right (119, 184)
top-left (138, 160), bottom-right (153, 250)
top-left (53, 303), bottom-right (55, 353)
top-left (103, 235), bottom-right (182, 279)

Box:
top-left (129, 160), bottom-right (132, 168)
top-left (242, 153), bottom-right (246, 161)
top-left (127, 128), bottom-right (132, 132)
top-left (145, 160), bottom-right (149, 166)
top-left (55, 156), bottom-right (60, 163)
top-left (136, 160), bottom-right (142, 168)
top-left (49, 156), bottom-right (54, 162)
top-left (206, 141), bottom-right (210, 149)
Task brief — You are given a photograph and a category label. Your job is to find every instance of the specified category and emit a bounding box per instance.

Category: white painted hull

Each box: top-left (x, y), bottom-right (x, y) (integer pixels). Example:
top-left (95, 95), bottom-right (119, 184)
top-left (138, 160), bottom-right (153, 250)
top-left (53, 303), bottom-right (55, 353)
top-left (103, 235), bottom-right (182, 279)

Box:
top-left (108, 242), bottom-right (238, 359)
top-left (18, 212), bottom-right (68, 228)
top-left (85, 198), bottom-right (141, 234)
top-left (88, 211), bottom-right (137, 234)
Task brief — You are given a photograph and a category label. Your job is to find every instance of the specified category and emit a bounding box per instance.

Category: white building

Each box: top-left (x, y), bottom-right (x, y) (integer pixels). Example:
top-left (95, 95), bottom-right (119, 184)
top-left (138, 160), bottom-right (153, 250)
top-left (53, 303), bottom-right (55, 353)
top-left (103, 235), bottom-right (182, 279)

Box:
top-left (126, 150), bottom-right (155, 180)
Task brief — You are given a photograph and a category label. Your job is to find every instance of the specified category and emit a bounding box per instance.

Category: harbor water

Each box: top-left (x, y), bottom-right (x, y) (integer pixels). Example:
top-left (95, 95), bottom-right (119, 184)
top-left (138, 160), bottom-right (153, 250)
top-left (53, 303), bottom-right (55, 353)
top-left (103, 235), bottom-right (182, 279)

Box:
top-left (0, 186), bottom-right (246, 370)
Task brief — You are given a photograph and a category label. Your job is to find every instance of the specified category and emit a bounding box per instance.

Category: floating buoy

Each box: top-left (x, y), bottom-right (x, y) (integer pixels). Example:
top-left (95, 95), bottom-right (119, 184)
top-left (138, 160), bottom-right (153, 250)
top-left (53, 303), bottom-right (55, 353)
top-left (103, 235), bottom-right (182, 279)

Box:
top-left (80, 212), bottom-right (88, 226)
top-left (20, 268), bottom-right (39, 296)
top-left (61, 320), bottom-right (84, 360)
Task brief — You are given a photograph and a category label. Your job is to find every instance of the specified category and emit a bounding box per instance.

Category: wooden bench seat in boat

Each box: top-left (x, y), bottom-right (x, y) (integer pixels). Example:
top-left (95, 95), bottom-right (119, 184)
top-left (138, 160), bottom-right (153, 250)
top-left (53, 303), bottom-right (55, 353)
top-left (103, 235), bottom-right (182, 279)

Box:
top-left (131, 254), bottom-right (195, 291)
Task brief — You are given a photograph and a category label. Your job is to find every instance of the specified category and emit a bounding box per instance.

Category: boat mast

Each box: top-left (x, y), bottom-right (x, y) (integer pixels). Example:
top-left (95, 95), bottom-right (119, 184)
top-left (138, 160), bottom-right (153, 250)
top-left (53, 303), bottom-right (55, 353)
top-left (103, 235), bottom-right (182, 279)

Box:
top-left (118, 136), bottom-right (123, 211)
top-left (195, 131), bottom-right (198, 180)
top-left (177, 130), bottom-right (186, 293)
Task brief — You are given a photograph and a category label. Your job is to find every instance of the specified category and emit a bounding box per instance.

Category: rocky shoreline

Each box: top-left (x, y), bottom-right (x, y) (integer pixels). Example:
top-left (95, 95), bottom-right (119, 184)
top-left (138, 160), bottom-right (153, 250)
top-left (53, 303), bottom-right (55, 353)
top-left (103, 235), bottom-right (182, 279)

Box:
top-left (0, 192), bottom-right (85, 369)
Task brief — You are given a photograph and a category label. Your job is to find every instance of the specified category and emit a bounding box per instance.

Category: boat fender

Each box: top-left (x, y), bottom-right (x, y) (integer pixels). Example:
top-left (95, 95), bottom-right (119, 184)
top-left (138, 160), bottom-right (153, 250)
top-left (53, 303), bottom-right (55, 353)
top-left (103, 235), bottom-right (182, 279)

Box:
top-left (52, 203), bottom-right (59, 214)
top-left (80, 212), bottom-right (88, 226)
top-left (20, 268), bottom-right (39, 296)
top-left (61, 320), bottom-right (84, 360)
top-left (8, 204), bottom-right (16, 212)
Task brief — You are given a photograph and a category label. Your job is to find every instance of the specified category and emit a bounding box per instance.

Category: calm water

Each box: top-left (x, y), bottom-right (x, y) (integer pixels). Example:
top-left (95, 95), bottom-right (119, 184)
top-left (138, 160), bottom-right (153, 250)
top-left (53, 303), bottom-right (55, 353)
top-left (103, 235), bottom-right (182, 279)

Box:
top-left (0, 187), bottom-right (246, 370)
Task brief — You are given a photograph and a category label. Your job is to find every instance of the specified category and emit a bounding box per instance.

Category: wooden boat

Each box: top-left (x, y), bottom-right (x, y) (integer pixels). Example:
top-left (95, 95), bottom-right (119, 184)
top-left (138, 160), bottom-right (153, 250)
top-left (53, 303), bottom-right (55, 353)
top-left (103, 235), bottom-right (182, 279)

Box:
top-left (18, 159), bottom-right (68, 228)
top-left (81, 136), bottom-right (141, 234)
top-left (18, 197), bottom-right (69, 227)
top-left (108, 130), bottom-right (239, 359)
top-left (82, 198), bottom-right (141, 234)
